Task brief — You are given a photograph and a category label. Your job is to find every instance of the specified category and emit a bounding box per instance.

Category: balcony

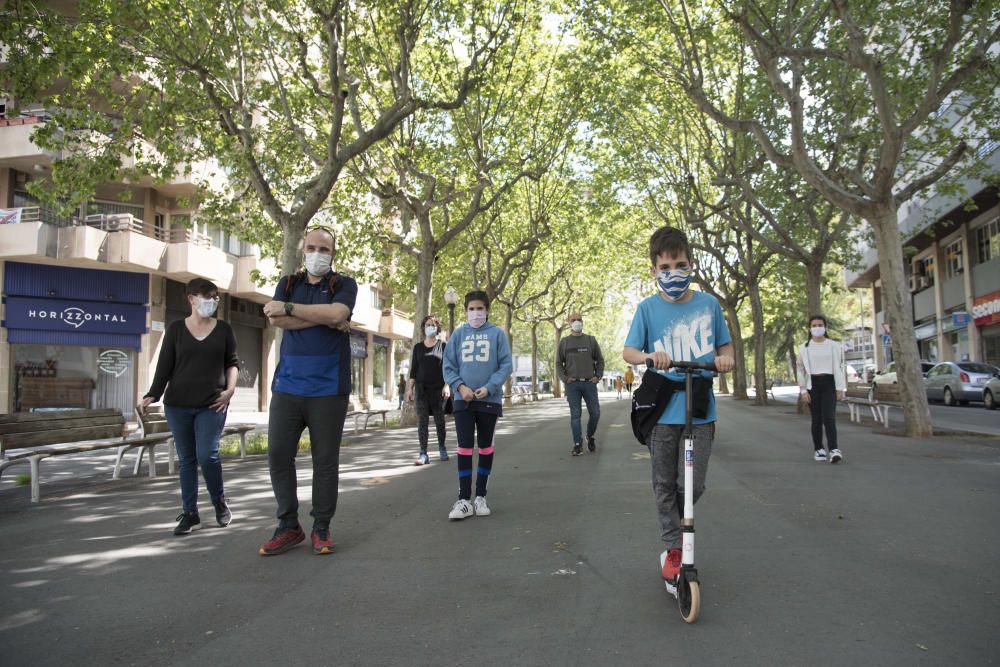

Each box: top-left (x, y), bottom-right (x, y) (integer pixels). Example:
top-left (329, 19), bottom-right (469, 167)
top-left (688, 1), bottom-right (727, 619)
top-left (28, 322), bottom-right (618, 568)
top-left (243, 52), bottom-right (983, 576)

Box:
top-left (378, 308), bottom-right (415, 340)
top-left (82, 213), bottom-right (166, 272)
top-left (232, 255), bottom-right (277, 302)
top-left (0, 115), bottom-right (55, 169)
top-left (164, 239), bottom-right (234, 286)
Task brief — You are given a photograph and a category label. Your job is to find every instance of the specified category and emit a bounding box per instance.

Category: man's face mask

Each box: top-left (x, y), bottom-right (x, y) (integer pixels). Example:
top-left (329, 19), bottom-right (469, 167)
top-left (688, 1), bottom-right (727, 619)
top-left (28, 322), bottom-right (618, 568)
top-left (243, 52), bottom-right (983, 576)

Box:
top-left (570, 320), bottom-right (583, 333)
top-left (305, 252), bottom-right (333, 276)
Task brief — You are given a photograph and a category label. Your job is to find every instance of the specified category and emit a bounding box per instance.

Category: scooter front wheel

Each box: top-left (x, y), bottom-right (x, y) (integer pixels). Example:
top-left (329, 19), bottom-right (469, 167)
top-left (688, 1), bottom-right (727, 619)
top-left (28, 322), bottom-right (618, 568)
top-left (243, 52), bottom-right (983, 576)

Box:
top-left (678, 577), bottom-right (700, 623)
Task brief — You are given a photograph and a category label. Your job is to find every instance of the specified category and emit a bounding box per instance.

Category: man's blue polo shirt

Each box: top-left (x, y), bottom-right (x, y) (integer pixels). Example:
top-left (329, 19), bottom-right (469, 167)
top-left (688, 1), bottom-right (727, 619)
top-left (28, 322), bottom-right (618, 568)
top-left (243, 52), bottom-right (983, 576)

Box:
top-left (271, 272), bottom-right (358, 397)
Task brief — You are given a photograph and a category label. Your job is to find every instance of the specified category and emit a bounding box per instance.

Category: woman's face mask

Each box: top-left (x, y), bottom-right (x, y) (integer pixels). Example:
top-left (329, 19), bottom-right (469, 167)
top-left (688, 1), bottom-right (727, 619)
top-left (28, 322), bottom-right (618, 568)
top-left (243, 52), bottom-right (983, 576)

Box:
top-left (810, 325), bottom-right (826, 338)
top-left (194, 296), bottom-right (218, 318)
top-left (424, 325), bottom-right (438, 338)
top-left (656, 268), bottom-right (693, 302)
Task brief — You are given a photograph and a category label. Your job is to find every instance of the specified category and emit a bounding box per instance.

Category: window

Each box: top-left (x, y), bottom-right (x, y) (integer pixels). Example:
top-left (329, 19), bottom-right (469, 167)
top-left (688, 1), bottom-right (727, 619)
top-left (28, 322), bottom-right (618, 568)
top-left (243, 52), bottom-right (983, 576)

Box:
top-left (944, 239), bottom-right (963, 278)
top-left (915, 256), bottom-right (935, 287)
top-left (976, 217), bottom-right (1000, 264)
top-left (370, 289), bottom-right (383, 310)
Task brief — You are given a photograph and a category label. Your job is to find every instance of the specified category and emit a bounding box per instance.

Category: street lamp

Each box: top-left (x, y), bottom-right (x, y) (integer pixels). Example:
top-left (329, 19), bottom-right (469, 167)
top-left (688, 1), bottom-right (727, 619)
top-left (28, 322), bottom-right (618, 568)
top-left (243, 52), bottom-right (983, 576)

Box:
top-left (444, 287), bottom-right (458, 336)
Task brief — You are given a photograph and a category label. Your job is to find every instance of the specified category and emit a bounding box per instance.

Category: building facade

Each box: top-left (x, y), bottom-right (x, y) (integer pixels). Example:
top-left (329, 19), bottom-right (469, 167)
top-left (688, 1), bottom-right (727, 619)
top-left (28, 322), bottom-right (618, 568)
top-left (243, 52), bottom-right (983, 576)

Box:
top-left (0, 112), bottom-right (414, 416)
top-left (846, 148), bottom-right (1000, 369)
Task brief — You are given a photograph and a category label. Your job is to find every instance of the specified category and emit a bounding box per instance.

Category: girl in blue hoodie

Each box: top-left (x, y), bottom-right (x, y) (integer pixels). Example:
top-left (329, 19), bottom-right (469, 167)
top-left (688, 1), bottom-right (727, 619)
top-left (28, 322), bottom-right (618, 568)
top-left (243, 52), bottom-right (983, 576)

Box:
top-left (442, 290), bottom-right (513, 520)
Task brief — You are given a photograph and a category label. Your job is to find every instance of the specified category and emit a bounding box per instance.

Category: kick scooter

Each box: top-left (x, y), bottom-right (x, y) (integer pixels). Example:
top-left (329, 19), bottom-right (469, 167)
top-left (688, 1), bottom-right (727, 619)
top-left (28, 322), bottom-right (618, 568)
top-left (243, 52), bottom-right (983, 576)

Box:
top-left (647, 358), bottom-right (718, 624)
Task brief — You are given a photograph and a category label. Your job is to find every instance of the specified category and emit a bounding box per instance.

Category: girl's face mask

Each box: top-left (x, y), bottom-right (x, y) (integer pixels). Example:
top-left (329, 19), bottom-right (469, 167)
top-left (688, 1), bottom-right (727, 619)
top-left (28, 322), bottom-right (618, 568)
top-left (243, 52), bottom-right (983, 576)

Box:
top-left (467, 308), bottom-right (487, 328)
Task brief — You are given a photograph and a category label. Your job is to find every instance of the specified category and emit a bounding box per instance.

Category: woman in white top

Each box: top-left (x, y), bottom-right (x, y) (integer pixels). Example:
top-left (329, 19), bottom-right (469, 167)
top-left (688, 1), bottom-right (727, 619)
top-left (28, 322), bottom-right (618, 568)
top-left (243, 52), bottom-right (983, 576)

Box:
top-left (796, 315), bottom-right (847, 463)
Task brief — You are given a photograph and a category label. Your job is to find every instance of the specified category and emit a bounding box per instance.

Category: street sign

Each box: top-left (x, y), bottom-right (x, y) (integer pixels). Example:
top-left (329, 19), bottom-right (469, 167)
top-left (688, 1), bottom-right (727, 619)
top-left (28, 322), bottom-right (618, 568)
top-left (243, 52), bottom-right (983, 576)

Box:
top-left (951, 311), bottom-right (970, 327)
top-left (882, 334), bottom-right (891, 345)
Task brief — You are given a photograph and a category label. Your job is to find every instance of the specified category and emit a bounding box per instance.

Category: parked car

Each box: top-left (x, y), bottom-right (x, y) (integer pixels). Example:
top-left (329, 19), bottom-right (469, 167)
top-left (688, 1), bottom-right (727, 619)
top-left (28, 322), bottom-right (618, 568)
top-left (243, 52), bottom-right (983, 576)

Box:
top-left (924, 362), bottom-right (999, 406)
top-left (984, 376), bottom-right (1000, 410)
top-left (871, 361), bottom-right (935, 387)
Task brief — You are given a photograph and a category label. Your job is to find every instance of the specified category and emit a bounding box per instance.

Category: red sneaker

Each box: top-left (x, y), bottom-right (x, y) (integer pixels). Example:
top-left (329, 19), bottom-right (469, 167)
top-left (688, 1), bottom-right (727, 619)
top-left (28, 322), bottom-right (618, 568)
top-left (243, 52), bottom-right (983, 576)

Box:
top-left (259, 525), bottom-right (305, 556)
top-left (661, 549), bottom-right (682, 581)
top-left (311, 527), bottom-right (335, 555)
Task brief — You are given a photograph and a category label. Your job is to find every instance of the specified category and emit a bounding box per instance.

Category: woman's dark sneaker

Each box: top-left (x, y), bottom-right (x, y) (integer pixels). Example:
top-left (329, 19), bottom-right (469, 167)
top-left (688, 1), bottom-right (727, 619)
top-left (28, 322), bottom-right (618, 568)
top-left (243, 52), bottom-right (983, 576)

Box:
top-left (587, 436), bottom-right (596, 452)
top-left (174, 512), bottom-right (201, 535)
top-left (572, 443), bottom-right (583, 456)
top-left (259, 525), bottom-right (305, 556)
top-left (311, 527), bottom-right (335, 555)
top-left (438, 446), bottom-right (449, 461)
top-left (213, 497), bottom-right (232, 527)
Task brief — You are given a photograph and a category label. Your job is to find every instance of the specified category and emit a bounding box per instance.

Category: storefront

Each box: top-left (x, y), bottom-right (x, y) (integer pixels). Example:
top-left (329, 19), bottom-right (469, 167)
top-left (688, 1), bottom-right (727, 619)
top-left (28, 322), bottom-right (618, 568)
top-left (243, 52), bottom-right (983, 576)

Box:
top-left (3, 262), bottom-right (148, 415)
top-left (371, 335), bottom-right (390, 399)
top-left (350, 330), bottom-right (367, 397)
top-left (973, 290), bottom-right (1000, 366)
top-left (914, 321), bottom-right (939, 363)
top-left (941, 311), bottom-right (970, 361)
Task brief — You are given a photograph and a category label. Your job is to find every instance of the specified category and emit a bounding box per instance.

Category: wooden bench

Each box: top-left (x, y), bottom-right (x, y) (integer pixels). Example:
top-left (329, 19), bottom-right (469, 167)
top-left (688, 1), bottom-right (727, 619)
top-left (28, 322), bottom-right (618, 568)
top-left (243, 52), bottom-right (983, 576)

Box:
top-left (347, 398), bottom-right (388, 434)
top-left (845, 383), bottom-right (901, 428)
top-left (0, 409), bottom-right (172, 502)
top-left (121, 406), bottom-right (257, 477)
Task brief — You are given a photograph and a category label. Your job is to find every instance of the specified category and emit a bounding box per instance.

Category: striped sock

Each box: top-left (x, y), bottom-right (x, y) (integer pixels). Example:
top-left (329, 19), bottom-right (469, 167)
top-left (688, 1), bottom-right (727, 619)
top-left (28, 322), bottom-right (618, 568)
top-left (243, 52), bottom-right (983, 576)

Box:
top-left (457, 447), bottom-right (474, 500)
top-left (475, 445), bottom-right (494, 497)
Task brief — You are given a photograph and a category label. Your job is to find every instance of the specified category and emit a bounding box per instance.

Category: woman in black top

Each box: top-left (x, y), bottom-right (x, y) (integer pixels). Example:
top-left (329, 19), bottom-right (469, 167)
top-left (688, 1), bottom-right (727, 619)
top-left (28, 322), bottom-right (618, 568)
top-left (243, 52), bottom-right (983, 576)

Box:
top-left (139, 278), bottom-right (240, 535)
top-left (406, 315), bottom-right (450, 465)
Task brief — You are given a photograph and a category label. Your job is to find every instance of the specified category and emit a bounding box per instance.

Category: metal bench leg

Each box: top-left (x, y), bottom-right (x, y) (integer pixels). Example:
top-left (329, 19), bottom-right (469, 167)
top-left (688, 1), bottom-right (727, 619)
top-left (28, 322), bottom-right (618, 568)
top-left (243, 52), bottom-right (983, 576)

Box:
top-left (113, 445), bottom-right (128, 479)
top-left (133, 447), bottom-right (145, 475)
top-left (240, 432), bottom-right (247, 459)
top-left (167, 439), bottom-right (176, 475)
top-left (147, 445), bottom-right (157, 478)
top-left (29, 455), bottom-right (44, 503)
top-left (881, 406), bottom-right (890, 429)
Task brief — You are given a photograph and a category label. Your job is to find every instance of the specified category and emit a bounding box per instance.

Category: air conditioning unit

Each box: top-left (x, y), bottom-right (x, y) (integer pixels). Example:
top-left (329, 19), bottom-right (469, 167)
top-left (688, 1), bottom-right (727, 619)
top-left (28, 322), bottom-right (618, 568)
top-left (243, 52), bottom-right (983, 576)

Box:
top-left (908, 276), bottom-right (919, 292)
top-left (918, 276), bottom-right (930, 289)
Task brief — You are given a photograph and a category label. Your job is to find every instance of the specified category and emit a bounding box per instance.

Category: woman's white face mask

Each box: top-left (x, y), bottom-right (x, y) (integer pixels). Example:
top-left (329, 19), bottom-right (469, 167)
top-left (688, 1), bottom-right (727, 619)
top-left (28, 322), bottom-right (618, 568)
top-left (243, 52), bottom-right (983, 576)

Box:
top-left (810, 326), bottom-right (826, 338)
top-left (194, 296), bottom-right (218, 318)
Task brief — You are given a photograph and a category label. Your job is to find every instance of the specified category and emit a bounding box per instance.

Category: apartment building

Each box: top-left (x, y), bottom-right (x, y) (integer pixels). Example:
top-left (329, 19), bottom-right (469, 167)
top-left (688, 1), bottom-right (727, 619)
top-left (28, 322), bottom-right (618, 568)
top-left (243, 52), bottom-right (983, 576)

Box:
top-left (0, 108), bottom-right (414, 416)
top-left (845, 147), bottom-right (1000, 369)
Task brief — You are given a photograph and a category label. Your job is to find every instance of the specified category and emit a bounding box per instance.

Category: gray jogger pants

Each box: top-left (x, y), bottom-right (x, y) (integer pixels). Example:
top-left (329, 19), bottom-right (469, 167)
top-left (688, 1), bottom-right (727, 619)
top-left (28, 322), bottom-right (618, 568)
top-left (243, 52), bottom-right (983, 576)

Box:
top-left (649, 423), bottom-right (715, 549)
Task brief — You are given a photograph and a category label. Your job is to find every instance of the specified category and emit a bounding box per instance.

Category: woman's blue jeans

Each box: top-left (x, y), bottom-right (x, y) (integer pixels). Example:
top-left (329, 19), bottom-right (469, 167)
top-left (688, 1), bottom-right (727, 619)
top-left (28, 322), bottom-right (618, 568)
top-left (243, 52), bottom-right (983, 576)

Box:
top-left (164, 405), bottom-right (227, 514)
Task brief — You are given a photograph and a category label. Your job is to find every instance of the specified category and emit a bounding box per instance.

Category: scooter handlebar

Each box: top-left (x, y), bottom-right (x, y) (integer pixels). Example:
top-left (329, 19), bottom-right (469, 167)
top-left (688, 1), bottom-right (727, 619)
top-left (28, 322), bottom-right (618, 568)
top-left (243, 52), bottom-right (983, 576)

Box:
top-left (645, 358), bottom-right (717, 372)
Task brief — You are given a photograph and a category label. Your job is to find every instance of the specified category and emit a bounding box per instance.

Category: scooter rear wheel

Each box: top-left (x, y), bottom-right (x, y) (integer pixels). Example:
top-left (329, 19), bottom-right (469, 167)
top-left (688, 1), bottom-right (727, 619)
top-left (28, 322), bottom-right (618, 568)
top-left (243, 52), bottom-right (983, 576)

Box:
top-left (678, 578), bottom-right (700, 623)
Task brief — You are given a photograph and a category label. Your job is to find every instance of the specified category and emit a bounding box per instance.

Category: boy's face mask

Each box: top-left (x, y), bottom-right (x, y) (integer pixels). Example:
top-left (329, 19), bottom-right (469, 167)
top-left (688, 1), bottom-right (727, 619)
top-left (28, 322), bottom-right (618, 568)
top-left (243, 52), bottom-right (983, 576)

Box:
top-left (656, 268), bottom-right (693, 302)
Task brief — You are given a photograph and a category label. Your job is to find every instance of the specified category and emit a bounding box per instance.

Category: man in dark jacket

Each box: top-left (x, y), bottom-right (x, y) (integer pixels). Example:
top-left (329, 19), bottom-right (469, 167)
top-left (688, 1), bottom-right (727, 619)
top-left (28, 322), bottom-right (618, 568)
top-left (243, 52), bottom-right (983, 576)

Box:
top-left (558, 313), bottom-right (604, 456)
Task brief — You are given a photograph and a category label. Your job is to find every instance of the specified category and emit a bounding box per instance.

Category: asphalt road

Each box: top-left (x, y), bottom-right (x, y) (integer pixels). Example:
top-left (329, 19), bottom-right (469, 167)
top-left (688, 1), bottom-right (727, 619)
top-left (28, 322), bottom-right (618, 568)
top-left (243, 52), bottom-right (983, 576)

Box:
top-left (1, 395), bottom-right (998, 666)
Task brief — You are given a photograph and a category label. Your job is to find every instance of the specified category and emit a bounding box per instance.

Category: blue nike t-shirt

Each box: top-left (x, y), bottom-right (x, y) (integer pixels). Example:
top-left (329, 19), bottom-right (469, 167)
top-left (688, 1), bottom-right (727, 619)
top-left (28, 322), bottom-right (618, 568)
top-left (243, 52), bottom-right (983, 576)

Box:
top-left (624, 291), bottom-right (732, 425)
top-left (271, 273), bottom-right (358, 397)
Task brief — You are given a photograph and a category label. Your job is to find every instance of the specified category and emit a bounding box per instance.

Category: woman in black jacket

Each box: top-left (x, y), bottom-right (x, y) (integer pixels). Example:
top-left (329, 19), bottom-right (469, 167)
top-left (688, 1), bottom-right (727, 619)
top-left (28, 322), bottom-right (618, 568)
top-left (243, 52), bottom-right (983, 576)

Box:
top-left (139, 278), bottom-right (240, 535)
top-left (406, 315), bottom-right (450, 465)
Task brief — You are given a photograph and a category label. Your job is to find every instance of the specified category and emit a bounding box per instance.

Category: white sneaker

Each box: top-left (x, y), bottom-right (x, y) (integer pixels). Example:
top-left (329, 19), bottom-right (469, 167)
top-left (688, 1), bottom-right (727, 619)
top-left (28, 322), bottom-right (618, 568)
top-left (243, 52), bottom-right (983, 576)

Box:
top-left (473, 496), bottom-right (491, 517)
top-left (448, 499), bottom-right (473, 520)
top-left (829, 448), bottom-right (843, 464)
top-left (814, 448), bottom-right (828, 462)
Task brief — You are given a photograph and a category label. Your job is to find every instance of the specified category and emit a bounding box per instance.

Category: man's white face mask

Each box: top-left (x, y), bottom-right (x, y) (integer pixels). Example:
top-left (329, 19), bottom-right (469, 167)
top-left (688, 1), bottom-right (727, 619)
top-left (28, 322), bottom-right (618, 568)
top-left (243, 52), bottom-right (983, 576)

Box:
top-left (305, 252), bottom-right (333, 276)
